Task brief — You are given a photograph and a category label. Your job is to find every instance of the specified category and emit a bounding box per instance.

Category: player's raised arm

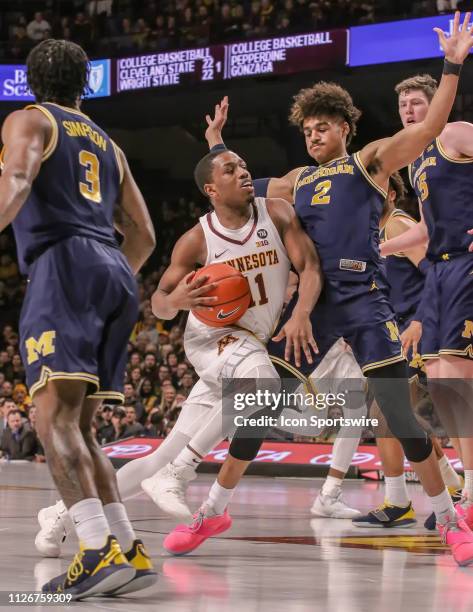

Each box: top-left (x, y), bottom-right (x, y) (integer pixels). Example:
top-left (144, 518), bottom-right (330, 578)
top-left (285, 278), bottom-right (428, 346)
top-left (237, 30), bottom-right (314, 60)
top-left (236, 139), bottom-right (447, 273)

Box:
top-left (113, 148), bottom-right (156, 274)
top-left (151, 225), bottom-right (218, 319)
top-left (0, 108), bottom-right (49, 232)
top-left (361, 11), bottom-right (473, 178)
top-left (381, 200), bottom-right (429, 256)
top-left (204, 95), bottom-right (303, 203)
top-left (267, 198), bottom-right (322, 366)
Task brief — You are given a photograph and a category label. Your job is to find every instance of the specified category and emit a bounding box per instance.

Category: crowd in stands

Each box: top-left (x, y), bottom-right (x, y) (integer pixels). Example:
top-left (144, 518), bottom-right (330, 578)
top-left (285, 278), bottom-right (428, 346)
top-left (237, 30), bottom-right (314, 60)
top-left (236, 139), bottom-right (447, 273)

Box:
top-left (2, 0), bottom-right (471, 60)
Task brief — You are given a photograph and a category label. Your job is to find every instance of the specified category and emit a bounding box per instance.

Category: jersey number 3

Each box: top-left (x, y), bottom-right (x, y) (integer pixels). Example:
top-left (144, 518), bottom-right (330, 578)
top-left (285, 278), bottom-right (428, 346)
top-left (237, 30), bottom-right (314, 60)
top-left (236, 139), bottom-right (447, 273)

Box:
top-left (79, 150), bottom-right (102, 204)
top-left (311, 180), bottom-right (332, 205)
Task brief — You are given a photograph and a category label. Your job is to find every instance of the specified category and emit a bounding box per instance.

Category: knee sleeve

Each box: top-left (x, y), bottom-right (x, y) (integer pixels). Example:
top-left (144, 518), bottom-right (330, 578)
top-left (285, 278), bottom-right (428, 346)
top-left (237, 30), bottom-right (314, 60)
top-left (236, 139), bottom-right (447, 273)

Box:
top-left (229, 362), bottom-right (281, 461)
top-left (366, 361), bottom-right (432, 463)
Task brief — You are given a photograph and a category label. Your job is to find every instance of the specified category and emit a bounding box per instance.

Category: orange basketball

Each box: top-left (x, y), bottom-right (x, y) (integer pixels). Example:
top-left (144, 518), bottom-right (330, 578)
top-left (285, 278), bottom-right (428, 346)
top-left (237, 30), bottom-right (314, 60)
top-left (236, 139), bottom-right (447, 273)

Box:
top-left (191, 262), bottom-right (251, 327)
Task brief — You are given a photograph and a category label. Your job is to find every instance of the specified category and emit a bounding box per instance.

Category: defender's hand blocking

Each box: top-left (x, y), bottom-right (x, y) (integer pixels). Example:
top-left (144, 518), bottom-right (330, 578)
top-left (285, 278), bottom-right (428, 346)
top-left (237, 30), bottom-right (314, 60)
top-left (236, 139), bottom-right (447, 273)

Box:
top-left (272, 311), bottom-right (318, 368)
top-left (205, 96), bottom-right (229, 147)
top-left (435, 11), bottom-right (473, 64)
top-left (400, 320), bottom-right (422, 358)
top-left (168, 272), bottom-right (218, 312)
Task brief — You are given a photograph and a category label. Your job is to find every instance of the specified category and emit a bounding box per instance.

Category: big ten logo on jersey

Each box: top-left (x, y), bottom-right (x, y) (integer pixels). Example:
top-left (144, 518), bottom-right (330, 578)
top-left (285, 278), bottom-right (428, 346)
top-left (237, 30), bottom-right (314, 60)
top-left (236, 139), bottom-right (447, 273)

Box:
top-left (25, 331), bottom-right (56, 365)
top-left (256, 228), bottom-right (269, 248)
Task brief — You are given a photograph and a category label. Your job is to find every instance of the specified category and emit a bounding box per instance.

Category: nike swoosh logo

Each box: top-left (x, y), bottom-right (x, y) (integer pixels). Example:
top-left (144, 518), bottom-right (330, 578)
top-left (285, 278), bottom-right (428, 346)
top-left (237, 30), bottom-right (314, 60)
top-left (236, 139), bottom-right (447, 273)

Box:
top-left (215, 250), bottom-right (228, 258)
top-left (217, 306), bottom-right (241, 319)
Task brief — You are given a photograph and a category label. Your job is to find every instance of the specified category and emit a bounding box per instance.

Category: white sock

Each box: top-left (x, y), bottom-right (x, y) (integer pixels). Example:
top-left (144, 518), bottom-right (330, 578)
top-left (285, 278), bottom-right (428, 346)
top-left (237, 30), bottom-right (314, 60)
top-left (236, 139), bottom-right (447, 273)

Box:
top-left (103, 502), bottom-right (136, 553)
top-left (207, 480), bottom-right (234, 515)
top-left (429, 488), bottom-right (456, 525)
top-left (384, 475), bottom-right (410, 507)
top-left (173, 445), bottom-right (202, 469)
top-left (321, 475), bottom-right (343, 497)
top-left (68, 498), bottom-right (111, 549)
top-left (438, 455), bottom-right (462, 490)
top-left (463, 469), bottom-right (473, 502)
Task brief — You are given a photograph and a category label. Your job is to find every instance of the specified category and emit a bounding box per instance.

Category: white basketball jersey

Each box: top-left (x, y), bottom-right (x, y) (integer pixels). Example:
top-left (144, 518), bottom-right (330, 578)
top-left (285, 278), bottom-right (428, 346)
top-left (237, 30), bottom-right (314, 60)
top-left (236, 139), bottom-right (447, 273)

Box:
top-left (185, 198), bottom-right (291, 352)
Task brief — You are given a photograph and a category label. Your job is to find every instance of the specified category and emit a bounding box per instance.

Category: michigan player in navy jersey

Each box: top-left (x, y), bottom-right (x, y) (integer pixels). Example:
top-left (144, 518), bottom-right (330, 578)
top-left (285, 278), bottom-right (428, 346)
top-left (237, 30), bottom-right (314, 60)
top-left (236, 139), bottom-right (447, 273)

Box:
top-left (0, 40), bottom-right (157, 597)
top-left (354, 173), bottom-right (462, 529)
top-left (382, 70), bottom-right (473, 530)
top-left (204, 12), bottom-right (473, 565)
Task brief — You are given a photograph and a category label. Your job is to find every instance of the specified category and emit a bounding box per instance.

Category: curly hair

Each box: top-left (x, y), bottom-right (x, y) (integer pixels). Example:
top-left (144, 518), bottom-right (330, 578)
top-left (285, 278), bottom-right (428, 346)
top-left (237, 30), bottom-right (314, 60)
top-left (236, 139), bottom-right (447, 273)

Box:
top-left (26, 39), bottom-right (90, 105)
top-left (395, 74), bottom-right (438, 102)
top-left (388, 171), bottom-right (407, 203)
top-left (289, 82), bottom-right (362, 145)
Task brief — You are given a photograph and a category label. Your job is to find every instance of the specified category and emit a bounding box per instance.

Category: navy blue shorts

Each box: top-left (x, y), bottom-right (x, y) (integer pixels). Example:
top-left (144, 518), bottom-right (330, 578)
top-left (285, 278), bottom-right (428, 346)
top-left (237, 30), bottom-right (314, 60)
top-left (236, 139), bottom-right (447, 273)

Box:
top-left (421, 254), bottom-right (473, 361)
top-left (19, 236), bottom-right (139, 403)
top-left (268, 279), bottom-right (404, 378)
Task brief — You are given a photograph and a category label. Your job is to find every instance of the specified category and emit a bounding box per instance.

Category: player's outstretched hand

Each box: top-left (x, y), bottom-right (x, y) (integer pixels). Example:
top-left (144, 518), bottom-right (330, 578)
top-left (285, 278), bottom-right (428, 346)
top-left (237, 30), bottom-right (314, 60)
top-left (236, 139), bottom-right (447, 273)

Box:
top-left (435, 11), bottom-right (473, 64)
top-left (272, 311), bottom-right (318, 368)
top-left (400, 320), bottom-right (422, 358)
top-left (169, 272), bottom-right (218, 312)
top-left (205, 96), bottom-right (229, 147)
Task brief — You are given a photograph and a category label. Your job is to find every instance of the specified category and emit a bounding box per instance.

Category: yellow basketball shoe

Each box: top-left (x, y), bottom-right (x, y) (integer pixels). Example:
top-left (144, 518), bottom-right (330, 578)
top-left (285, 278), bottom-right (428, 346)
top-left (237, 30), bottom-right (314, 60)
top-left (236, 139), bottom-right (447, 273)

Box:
top-left (42, 535), bottom-right (135, 600)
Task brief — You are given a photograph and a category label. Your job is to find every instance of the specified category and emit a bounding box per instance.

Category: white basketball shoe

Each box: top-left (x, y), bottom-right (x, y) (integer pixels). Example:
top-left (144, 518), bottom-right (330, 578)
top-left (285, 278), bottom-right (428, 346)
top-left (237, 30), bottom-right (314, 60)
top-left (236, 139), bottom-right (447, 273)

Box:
top-left (35, 500), bottom-right (74, 557)
top-left (311, 490), bottom-right (362, 519)
top-left (141, 463), bottom-right (197, 522)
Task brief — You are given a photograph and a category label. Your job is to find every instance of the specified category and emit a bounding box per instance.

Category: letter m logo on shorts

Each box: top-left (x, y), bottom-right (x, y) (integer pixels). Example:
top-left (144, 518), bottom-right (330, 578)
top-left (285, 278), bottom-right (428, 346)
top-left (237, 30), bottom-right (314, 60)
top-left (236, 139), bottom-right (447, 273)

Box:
top-left (461, 320), bottom-right (473, 339)
top-left (385, 321), bottom-right (400, 342)
top-left (25, 331), bottom-right (56, 365)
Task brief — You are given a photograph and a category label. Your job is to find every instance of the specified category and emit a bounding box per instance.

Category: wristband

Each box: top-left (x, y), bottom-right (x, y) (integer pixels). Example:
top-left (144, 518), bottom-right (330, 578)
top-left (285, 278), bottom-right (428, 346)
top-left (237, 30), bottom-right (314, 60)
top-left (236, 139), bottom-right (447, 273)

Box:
top-left (443, 59), bottom-right (462, 75)
top-left (210, 143), bottom-right (227, 153)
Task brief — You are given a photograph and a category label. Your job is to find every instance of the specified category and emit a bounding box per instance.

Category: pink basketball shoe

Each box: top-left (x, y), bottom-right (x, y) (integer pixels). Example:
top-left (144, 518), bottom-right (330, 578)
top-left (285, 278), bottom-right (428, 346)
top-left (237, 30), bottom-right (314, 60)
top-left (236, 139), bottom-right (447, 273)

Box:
top-left (437, 516), bottom-right (473, 567)
top-left (163, 504), bottom-right (232, 556)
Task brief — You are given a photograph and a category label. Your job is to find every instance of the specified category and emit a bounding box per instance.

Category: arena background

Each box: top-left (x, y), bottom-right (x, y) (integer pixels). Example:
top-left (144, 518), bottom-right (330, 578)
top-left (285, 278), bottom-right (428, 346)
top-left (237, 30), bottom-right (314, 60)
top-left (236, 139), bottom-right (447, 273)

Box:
top-left (0, 0), bottom-right (470, 472)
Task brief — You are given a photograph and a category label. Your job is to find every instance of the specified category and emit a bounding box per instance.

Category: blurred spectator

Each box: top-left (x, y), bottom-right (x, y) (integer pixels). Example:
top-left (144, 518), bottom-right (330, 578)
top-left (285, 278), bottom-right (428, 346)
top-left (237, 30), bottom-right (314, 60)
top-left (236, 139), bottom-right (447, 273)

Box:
top-left (12, 383), bottom-right (31, 413)
top-left (142, 352), bottom-right (158, 381)
top-left (9, 25), bottom-right (32, 60)
top-left (27, 404), bottom-right (46, 461)
top-left (144, 410), bottom-right (167, 437)
top-left (102, 406), bottom-right (131, 443)
top-left (125, 406), bottom-right (145, 436)
top-left (0, 409), bottom-right (38, 461)
top-left (123, 382), bottom-right (145, 422)
top-left (26, 12), bottom-right (51, 42)
top-left (138, 377), bottom-right (159, 413)
top-left (2, 381), bottom-right (13, 400)
top-left (96, 405), bottom-right (114, 445)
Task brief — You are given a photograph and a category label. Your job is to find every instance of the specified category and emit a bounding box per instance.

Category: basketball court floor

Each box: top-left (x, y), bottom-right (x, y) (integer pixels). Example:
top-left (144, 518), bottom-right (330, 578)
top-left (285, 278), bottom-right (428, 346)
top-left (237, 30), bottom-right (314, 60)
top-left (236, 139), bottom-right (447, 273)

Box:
top-left (1, 462), bottom-right (471, 612)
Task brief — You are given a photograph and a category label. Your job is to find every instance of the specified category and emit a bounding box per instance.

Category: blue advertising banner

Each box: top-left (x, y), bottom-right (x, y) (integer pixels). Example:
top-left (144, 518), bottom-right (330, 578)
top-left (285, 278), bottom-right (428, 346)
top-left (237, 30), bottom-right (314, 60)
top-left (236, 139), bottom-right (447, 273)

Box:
top-left (349, 14), bottom-right (471, 67)
top-left (0, 59), bottom-right (111, 102)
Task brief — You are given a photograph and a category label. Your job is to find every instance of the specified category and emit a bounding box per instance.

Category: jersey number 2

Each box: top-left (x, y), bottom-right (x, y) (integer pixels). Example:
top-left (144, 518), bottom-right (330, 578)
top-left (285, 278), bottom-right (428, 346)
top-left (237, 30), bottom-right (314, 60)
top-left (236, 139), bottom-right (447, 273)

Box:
top-left (79, 150), bottom-right (102, 204)
top-left (311, 180), bottom-right (332, 205)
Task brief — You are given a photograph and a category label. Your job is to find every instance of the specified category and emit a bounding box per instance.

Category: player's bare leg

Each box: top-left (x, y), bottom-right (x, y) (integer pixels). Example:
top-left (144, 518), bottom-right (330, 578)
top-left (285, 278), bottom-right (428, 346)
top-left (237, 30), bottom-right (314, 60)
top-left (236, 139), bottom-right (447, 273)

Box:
top-left (34, 380), bottom-right (135, 597)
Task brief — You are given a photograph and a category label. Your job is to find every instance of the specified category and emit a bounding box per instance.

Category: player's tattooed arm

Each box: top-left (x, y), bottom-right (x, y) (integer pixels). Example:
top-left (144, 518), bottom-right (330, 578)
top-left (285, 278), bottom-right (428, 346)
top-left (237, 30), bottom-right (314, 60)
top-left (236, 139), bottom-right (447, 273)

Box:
top-left (0, 108), bottom-right (49, 232)
top-left (360, 11), bottom-right (473, 180)
top-left (267, 198), bottom-right (321, 367)
top-left (114, 148), bottom-right (156, 274)
top-left (151, 225), bottom-right (218, 319)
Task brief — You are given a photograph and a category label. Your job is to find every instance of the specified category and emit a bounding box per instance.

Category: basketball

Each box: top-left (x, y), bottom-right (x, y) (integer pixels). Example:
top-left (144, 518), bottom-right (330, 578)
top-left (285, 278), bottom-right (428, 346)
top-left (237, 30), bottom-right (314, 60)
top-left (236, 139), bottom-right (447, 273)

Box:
top-left (190, 262), bottom-right (251, 327)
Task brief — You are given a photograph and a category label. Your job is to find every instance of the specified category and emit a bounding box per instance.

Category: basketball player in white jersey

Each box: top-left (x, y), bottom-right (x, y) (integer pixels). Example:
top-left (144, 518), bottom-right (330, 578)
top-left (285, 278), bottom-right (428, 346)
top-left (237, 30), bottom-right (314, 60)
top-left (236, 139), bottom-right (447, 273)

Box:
top-left (34, 148), bottom-right (323, 555)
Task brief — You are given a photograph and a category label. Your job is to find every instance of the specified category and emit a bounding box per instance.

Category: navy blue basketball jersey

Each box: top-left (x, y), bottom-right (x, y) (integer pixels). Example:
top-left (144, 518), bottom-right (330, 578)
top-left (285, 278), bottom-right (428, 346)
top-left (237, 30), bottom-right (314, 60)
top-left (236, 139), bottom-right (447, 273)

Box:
top-left (380, 209), bottom-right (424, 318)
top-left (409, 137), bottom-right (473, 261)
top-left (3, 102), bottom-right (122, 273)
top-left (293, 153), bottom-right (387, 291)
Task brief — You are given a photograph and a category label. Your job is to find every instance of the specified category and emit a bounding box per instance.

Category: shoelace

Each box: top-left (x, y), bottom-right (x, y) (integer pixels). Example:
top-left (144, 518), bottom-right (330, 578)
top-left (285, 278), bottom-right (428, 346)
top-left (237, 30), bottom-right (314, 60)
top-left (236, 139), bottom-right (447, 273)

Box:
top-left (439, 520), bottom-right (461, 545)
top-left (66, 550), bottom-right (85, 584)
top-left (190, 509), bottom-right (205, 533)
